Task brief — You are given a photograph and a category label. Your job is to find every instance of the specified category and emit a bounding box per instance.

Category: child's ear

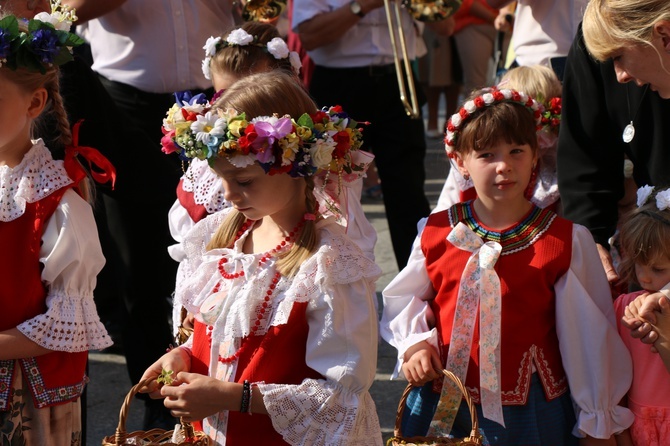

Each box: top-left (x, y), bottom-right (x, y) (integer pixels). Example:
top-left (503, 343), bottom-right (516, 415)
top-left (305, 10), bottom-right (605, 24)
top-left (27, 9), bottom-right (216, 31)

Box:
top-left (27, 88), bottom-right (48, 119)
top-left (452, 153), bottom-right (469, 178)
top-left (654, 20), bottom-right (670, 52)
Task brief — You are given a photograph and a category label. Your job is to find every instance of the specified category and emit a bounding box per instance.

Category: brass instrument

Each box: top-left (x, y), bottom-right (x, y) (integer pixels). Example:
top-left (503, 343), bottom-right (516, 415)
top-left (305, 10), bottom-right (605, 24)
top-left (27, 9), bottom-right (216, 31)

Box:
top-left (384, 0), bottom-right (462, 119)
top-left (239, 0), bottom-right (287, 23)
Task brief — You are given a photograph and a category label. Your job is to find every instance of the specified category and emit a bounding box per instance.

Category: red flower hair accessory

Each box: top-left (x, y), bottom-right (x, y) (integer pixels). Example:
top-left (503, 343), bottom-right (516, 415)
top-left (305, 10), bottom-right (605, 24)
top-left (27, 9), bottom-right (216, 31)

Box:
top-left (444, 87), bottom-right (542, 156)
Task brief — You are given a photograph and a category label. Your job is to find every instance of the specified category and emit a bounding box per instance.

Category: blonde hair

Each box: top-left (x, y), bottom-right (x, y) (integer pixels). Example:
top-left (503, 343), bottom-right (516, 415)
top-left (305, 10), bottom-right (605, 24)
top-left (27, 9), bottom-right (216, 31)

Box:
top-left (618, 197), bottom-right (670, 287)
top-left (206, 71), bottom-right (319, 277)
top-left (0, 65), bottom-right (95, 204)
top-left (582, 0), bottom-right (670, 61)
top-left (210, 22), bottom-right (294, 81)
top-left (499, 65), bottom-right (561, 105)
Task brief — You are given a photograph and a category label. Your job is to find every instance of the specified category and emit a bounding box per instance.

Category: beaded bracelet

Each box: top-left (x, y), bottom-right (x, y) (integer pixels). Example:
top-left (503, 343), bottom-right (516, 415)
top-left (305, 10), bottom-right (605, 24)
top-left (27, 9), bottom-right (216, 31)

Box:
top-left (240, 380), bottom-right (251, 413)
top-left (247, 384), bottom-right (254, 415)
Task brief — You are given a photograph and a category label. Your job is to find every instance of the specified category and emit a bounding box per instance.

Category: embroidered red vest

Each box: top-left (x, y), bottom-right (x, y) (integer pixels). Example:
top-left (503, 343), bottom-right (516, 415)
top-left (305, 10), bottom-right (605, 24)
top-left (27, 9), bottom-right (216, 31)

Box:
top-left (176, 179), bottom-right (209, 224)
top-left (191, 301), bottom-right (323, 444)
top-left (0, 187), bottom-right (88, 410)
top-left (421, 203), bottom-right (572, 405)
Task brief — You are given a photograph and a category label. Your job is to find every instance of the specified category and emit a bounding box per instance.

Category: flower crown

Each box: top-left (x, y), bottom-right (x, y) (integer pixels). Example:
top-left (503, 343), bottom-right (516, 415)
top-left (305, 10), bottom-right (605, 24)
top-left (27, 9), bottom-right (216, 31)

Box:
top-left (0, 1), bottom-right (82, 74)
top-left (161, 91), bottom-right (367, 179)
top-left (540, 97), bottom-right (561, 131)
top-left (636, 185), bottom-right (670, 210)
top-left (444, 87), bottom-right (542, 155)
top-left (202, 28), bottom-right (301, 80)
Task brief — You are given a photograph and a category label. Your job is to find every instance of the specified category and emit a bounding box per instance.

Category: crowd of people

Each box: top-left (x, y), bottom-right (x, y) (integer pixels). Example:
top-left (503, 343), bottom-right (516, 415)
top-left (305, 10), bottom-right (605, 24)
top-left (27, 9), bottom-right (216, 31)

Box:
top-left (3, 0), bottom-right (670, 445)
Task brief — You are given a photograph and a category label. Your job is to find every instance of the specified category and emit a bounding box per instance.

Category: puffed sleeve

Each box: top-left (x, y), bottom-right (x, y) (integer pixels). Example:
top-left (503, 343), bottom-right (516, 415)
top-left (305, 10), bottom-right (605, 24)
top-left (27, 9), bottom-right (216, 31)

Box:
top-left (554, 224), bottom-right (633, 438)
top-left (17, 189), bottom-right (112, 352)
top-left (379, 218), bottom-right (438, 379)
top-left (257, 226), bottom-right (383, 445)
top-left (167, 197), bottom-right (193, 262)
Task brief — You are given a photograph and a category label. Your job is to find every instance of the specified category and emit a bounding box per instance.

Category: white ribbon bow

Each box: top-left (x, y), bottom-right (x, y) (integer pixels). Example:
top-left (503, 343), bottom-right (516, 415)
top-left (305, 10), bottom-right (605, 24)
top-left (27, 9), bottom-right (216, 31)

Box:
top-left (428, 222), bottom-right (504, 436)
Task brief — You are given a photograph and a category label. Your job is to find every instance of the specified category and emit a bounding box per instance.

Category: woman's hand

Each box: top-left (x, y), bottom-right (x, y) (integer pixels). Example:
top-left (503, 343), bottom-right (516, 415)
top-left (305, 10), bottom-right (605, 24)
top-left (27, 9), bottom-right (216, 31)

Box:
top-left (161, 372), bottom-right (243, 422)
top-left (401, 341), bottom-right (442, 386)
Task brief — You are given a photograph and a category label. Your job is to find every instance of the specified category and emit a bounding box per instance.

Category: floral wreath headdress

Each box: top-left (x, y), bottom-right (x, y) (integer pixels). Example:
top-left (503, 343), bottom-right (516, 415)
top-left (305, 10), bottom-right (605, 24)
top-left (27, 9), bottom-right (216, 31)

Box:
top-left (0, 0), bottom-right (83, 74)
top-left (161, 92), bottom-right (367, 181)
top-left (444, 87), bottom-right (542, 157)
top-left (636, 185), bottom-right (670, 225)
top-left (202, 28), bottom-right (302, 80)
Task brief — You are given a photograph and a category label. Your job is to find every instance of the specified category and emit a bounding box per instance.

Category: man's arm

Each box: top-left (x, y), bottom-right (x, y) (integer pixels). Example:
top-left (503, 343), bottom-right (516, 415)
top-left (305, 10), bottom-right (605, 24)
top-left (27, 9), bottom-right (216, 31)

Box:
top-left (486, 0), bottom-right (515, 8)
top-left (62, 0), bottom-right (128, 23)
top-left (297, 0), bottom-right (384, 51)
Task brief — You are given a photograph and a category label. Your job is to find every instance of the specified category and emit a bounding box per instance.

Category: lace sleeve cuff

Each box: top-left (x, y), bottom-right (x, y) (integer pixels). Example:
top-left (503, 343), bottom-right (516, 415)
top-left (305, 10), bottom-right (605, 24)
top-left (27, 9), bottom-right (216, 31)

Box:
top-left (17, 289), bottom-right (112, 352)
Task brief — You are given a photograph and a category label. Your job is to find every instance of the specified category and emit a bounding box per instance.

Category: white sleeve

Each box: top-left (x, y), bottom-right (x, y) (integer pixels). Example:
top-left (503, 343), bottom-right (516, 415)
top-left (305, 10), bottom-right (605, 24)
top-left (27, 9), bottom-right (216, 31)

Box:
top-left (17, 189), bottom-right (112, 352)
top-left (343, 186), bottom-right (377, 263)
top-left (379, 218), bottom-right (438, 379)
top-left (433, 169), bottom-right (463, 213)
top-left (291, 0), bottom-right (335, 31)
top-left (167, 198), bottom-right (195, 262)
top-left (257, 246), bottom-right (383, 445)
top-left (555, 224), bottom-right (634, 439)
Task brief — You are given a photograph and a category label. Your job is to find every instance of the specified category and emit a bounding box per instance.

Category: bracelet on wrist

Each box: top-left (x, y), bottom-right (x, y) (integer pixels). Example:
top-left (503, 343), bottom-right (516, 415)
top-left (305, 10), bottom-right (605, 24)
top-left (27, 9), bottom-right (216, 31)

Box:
top-left (240, 380), bottom-right (251, 413)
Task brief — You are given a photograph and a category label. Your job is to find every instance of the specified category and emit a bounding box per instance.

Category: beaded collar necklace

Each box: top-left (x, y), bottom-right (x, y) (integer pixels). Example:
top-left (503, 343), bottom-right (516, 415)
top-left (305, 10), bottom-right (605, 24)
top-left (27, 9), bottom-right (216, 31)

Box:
top-left (210, 216), bottom-right (307, 364)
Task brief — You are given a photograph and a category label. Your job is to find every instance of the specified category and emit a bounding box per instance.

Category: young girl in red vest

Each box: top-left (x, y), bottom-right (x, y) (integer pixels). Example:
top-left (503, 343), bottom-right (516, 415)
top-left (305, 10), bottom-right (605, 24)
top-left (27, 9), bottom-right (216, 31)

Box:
top-left (141, 70), bottom-right (383, 445)
top-left (0, 7), bottom-right (114, 444)
top-left (380, 88), bottom-right (633, 445)
top-left (168, 22), bottom-right (376, 342)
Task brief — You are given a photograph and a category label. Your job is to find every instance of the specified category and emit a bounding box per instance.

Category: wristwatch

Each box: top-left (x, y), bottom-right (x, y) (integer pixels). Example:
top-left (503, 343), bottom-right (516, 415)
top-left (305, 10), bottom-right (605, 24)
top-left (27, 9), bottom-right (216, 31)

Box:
top-left (349, 1), bottom-right (365, 18)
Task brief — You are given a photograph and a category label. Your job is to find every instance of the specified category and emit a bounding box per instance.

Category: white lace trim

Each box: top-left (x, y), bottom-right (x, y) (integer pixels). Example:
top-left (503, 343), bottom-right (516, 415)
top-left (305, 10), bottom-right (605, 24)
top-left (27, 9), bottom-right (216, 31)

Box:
top-left (17, 289), bottom-right (113, 352)
top-left (181, 158), bottom-right (230, 214)
top-left (259, 379), bottom-right (383, 446)
top-left (0, 139), bottom-right (72, 222)
top-left (177, 213), bottom-right (380, 346)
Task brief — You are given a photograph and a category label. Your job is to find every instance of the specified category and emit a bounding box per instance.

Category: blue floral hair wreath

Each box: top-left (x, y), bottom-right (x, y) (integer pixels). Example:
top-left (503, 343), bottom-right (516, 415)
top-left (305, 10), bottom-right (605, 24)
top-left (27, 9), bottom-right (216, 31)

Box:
top-left (0, 14), bottom-right (83, 74)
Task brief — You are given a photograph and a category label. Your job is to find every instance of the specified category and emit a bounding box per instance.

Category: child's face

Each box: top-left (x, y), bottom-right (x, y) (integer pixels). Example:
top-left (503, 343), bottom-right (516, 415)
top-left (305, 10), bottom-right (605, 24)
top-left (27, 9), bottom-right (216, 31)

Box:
top-left (455, 140), bottom-right (536, 205)
top-left (636, 259), bottom-right (670, 292)
top-left (212, 158), bottom-right (305, 222)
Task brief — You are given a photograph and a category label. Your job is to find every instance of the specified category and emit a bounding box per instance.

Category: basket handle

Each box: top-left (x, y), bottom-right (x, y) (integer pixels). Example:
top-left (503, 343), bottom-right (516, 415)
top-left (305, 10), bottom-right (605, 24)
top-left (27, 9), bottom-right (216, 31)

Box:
top-left (393, 369), bottom-right (481, 442)
top-left (112, 377), bottom-right (192, 445)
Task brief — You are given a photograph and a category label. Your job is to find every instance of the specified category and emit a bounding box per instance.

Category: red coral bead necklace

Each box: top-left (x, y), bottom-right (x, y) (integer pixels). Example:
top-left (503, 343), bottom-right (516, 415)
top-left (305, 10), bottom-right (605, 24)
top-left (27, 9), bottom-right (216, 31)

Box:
top-left (211, 217), bottom-right (306, 364)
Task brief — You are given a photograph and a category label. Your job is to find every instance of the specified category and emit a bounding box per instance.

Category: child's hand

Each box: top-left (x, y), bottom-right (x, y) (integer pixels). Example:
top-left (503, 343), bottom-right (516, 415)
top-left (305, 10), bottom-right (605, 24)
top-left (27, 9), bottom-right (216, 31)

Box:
top-left (622, 292), bottom-right (662, 347)
top-left (401, 341), bottom-right (442, 387)
top-left (161, 372), bottom-right (241, 422)
top-left (138, 347), bottom-right (191, 397)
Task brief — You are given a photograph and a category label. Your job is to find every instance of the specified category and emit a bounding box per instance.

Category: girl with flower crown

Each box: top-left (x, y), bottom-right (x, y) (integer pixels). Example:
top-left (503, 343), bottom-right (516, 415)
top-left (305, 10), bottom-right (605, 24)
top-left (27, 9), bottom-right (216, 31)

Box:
top-left (434, 65), bottom-right (563, 214)
top-left (167, 21), bottom-right (377, 344)
top-left (0, 6), bottom-right (115, 444)
top-left (380, 87), bottom-right (633, 445)
top-left (141, 70), bottom-right (383, 445)
top-left (605, 186), bottom-right (670, 445)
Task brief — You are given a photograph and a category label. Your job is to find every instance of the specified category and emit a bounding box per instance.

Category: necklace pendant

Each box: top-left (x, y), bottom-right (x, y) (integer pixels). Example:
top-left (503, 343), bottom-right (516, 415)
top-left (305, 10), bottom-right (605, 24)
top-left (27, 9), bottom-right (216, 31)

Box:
top-left (622, 122), bottom-right (635, 143)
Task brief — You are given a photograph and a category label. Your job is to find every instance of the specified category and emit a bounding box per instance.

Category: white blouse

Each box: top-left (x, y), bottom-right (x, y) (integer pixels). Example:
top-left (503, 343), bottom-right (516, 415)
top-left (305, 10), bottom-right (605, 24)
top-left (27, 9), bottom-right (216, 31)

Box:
top-left (1, 140), bottom-right (112, 352)
top-left (380, 217), bottom-right (634, 440)
top-left (177, 210), bottom-right (383, 445)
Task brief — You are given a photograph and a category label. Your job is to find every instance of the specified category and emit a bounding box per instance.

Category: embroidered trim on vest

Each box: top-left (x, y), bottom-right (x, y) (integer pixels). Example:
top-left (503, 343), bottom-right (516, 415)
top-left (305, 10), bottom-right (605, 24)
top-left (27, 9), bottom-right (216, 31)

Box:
top-left (19, 358), bottom-right (87, 409)
top-left (0, 360), bottom-right (13, 410)
top-left (447, 201), bottom-right (556, 255)
top-left (466, 345), bottom-right (568, 405)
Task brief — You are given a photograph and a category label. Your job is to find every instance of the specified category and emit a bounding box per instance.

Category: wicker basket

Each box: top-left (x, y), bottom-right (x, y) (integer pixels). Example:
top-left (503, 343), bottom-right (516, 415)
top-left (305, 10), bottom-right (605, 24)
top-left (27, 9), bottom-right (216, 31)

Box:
top-left (386, 369), bottom-right (484, 446)
top-left (102, 378), bottom-right (210, 446)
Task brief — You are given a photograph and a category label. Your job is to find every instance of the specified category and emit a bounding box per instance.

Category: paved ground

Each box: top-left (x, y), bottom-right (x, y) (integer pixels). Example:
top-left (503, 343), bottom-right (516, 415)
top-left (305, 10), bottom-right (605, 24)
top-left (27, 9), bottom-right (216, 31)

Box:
top-left (85, 132), bottom-right (450, 445)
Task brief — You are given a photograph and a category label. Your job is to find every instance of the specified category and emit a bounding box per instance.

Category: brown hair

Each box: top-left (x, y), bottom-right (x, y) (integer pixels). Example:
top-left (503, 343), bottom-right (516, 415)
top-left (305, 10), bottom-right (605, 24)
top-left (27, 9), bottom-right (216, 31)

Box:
top-left (451, 90), bottom-right (539, 157)
top-left (210, 22), bottom-right (294, 81)
top-left (582, 0), bottom-right (670, 61)
top-left (618, 196), bottom-right (670, 287)
top-left (206, 71), bottom-right (319, 277)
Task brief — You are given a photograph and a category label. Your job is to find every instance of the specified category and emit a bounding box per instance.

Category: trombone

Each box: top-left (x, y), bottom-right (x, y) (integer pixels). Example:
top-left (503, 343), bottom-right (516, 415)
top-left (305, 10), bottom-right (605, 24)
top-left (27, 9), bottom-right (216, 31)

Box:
top-left (384, 0), bottom-right (421, 119)
top-left (383, 0), bottom-right (462, 119)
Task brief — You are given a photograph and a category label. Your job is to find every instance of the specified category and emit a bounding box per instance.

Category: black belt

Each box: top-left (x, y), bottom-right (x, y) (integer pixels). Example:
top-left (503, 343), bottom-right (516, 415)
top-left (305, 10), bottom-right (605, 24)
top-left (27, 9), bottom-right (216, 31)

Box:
top-left (316, 64), bottom-right (397, 77)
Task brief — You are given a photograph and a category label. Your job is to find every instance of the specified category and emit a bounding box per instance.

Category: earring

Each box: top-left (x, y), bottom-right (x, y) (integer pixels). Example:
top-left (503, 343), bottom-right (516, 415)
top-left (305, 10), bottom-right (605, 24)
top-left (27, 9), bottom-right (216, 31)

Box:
top-left (463, 173), bottom-right (470, 180)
